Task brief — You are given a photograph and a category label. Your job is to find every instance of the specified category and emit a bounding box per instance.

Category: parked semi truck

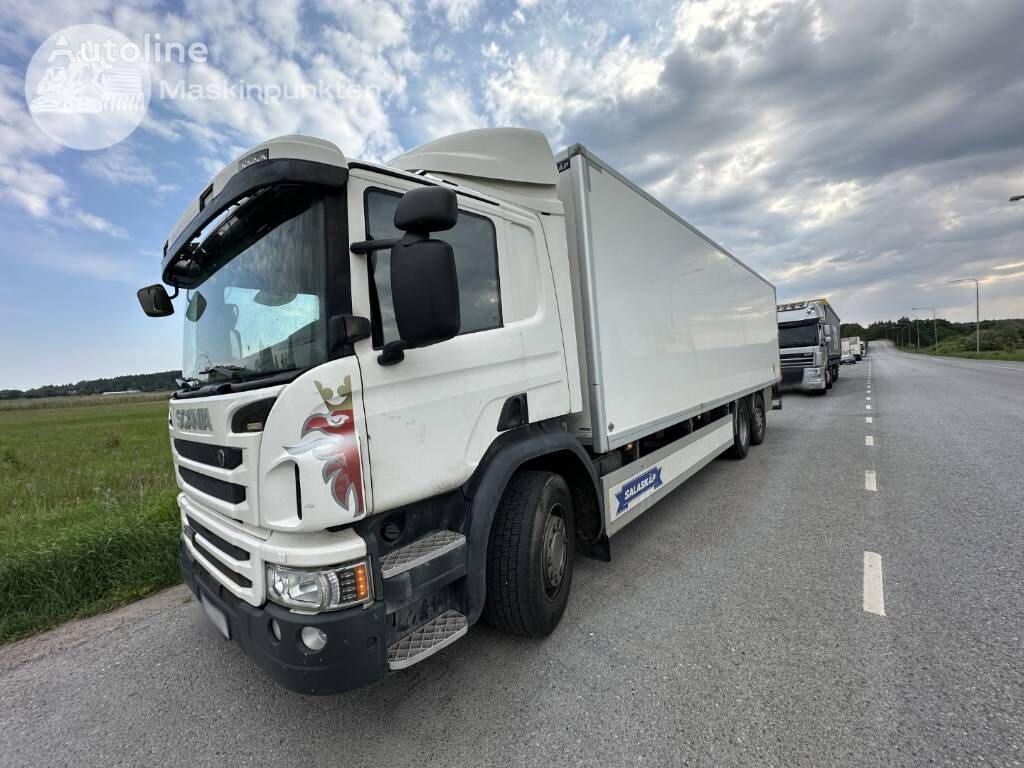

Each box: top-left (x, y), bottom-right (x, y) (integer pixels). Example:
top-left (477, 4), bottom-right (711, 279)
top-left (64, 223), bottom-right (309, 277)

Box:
top-left (776, 298), bottom-right (841, 392)
top-left (137, 129), bottom-right (780, 694)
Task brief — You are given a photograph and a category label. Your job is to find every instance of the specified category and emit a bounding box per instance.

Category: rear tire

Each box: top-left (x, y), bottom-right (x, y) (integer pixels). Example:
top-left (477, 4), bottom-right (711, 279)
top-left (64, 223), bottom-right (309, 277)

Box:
top-left (483, 471), bottom-right (575, 637)
top-left (728, 398), bottom-right (751, 459)
top-left (750, 394), bottom-right (767, 445)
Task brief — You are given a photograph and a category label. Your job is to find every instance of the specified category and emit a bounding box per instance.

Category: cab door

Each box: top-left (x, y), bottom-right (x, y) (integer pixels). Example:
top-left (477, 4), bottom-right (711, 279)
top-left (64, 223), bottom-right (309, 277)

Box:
top-left (347, 170), bottom-right (571, 514)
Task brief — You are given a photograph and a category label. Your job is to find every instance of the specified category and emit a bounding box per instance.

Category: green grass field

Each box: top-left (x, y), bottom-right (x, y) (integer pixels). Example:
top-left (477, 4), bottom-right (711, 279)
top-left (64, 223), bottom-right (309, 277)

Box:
top-left (0, 395), bottom-right (181, 643)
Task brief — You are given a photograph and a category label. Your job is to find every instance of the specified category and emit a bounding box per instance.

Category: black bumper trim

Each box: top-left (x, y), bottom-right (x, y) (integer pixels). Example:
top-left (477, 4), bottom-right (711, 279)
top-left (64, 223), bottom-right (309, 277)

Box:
top-left (180, 541), bottom-right (388, 695)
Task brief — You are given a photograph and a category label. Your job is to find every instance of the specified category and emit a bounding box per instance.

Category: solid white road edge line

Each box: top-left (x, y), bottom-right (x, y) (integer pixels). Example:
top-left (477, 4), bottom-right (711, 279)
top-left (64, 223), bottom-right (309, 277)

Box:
top-left (865, 470), bottom-right (877, 491)
top-left (863, 552), bottom-right (886, 616)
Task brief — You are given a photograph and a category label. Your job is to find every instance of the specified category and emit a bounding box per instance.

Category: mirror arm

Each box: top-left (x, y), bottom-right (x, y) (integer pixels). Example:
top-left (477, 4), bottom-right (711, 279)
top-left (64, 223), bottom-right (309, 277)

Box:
top-left (351, 231), bottom-right (428, 255)
top-left (168, 284), bottom-right (180, 300)
top-left (377, 340), bottom-right (408, 366)
top-left (350, 238), bottom-right (400, 255)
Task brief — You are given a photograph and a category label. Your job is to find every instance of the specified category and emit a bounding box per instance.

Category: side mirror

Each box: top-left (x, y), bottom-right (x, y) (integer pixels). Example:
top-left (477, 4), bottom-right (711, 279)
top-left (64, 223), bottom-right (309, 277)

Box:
top-left (384, 238), bottom-right (460, 362)
top-left (377, 186), bottom-right (461, 365)
top-left (394, 186), bottom-right (457, 233)
top-left (137, 284), bottom-right (175, 317)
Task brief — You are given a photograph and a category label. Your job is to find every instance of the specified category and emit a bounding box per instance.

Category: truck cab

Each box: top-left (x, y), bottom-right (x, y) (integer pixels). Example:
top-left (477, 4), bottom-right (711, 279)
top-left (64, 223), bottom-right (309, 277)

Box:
top-left (776, 299), bottom-right (841, 393)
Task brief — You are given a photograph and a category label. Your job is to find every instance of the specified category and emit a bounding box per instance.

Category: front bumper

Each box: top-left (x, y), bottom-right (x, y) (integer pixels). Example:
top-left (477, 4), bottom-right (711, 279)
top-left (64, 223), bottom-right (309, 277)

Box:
top-left (780, 366), bottom-right (826, 390)
top-left (181, 541), bottom-right (388, 695)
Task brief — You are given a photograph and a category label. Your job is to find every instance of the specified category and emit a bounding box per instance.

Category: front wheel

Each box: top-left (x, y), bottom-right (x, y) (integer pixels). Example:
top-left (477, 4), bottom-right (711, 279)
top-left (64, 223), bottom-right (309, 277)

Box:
top-left (483, 471), bottom-right (575, 637)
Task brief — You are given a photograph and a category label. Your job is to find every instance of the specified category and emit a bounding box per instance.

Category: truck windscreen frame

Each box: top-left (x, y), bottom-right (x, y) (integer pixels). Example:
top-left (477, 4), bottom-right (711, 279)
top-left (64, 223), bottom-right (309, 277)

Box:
top-left (177, 184), bottom-right (351, 391)
top-left (778, 320), bottom-right (820, 349)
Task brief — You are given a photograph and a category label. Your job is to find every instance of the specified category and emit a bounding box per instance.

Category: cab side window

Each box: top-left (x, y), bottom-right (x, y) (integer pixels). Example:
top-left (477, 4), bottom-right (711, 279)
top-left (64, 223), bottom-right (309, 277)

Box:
top-left (365, 188), bottom-right (502, 347)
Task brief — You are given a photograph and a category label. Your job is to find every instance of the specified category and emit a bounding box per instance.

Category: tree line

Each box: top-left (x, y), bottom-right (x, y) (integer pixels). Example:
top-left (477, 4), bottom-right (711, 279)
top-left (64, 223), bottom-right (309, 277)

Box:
top-left (0, 371), bottom-right (182, 400)
top-left (840, 318), bottom-right (1024, 352)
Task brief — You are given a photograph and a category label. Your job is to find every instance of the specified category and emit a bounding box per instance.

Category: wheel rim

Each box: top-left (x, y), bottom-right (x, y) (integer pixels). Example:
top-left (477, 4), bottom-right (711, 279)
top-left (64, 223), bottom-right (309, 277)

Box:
top-left (541, 506), bottom-right (568, 598)
top-left (738, 406), bottom-right (749, 444)
top-left (754, 405), bottom-right (765, 436)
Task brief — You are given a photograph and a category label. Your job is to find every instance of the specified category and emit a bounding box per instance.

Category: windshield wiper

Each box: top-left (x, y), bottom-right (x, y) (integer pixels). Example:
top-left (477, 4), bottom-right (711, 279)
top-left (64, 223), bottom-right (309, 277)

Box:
top-left (197, 364), bottom-right (253, 380)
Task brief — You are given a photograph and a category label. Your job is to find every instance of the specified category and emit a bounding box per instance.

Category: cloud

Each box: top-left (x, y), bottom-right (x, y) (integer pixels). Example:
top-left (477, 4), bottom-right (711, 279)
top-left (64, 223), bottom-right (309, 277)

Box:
top-left (72, 211), bottom-right (128, 238)
top-left (427, 0), bottom-right (480, 30)
top-left (410, 80), bottom-right (487, 143)
top-left (2, 0), bottom-right (1024, 331)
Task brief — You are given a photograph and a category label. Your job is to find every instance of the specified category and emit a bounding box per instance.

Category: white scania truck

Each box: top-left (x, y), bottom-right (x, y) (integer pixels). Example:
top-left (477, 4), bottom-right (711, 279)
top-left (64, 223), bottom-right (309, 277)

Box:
top-left (776, 298), bottom-right (841, 393)
top-left (138, 129), bottom-right (780, 694)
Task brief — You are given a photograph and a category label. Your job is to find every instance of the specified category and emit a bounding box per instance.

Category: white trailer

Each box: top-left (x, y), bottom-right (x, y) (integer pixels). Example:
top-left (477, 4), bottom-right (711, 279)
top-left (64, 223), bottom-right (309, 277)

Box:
top-left (556, 144), bottom-right (779, 533)
top-left (848, 335), bottom-right (863, 360)
top-left (138, 128), bottom-right (780, 694)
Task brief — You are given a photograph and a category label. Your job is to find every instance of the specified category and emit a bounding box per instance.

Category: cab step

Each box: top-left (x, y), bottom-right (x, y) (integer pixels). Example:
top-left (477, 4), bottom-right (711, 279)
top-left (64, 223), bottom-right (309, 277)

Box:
top-left (387, 610), bottom-right (468, 670)
top-left (380, 530), bottom-right (465, 579)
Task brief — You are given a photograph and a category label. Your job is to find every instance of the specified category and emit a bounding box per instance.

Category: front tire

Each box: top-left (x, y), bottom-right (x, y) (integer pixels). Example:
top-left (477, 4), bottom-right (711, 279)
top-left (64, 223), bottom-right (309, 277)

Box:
top-left (728, 398), bottom-right (751, 459)
top-left (483, 471), bottom-right (575, 637)
top-left (750, 394), bottom-right (767, 445)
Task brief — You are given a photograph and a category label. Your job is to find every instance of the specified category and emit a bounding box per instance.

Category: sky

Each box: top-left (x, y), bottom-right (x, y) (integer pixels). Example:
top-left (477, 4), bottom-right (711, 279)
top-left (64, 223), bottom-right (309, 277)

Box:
top-left (1, 0), bottom-right (1022, 389)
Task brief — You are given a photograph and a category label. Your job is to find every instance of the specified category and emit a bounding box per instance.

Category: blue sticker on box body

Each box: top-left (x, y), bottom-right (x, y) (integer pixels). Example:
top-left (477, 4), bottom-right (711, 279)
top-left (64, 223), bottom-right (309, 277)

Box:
top-left (614, 466), bottom-right (663, 515)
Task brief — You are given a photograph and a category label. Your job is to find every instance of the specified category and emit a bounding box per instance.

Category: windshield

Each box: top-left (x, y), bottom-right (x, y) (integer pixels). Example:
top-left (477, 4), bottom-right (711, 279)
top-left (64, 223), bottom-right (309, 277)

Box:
top-left (182, 186), bottom-right (328, 384)
top-left (779, 322), bottom-right (820, 349)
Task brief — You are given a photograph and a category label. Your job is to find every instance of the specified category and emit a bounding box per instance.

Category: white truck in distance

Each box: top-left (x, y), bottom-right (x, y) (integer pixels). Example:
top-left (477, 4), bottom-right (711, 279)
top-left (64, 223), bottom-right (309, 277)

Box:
top-left (848, 335), bottom-right (863, 360)
top-left (777, 298), bottom-right (841, 393)
top-left (137, 128), bottom-right (781, 694)
top-left (841, 338), bottom-right (855, 364)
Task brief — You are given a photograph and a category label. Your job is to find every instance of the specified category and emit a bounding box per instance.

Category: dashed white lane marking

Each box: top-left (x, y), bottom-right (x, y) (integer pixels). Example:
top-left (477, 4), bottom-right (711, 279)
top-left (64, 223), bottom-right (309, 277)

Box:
top-left (866, 404), bottom-right (872, 410)
top-left (863, 552), bottom-right (886, 616)
top-left (865, 470), bottom-right (877, 491)
top-left (866, 416), bottom-right (873, 423)
top-left (866, 396), bottom-right (871, 401)
top-left (865, 435), bottom-right (874, 446)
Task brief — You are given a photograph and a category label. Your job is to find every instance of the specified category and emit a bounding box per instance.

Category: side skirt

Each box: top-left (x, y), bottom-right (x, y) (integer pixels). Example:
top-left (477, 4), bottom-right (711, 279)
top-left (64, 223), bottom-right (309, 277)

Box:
top-left (602, 414), bottom-right (734, 537)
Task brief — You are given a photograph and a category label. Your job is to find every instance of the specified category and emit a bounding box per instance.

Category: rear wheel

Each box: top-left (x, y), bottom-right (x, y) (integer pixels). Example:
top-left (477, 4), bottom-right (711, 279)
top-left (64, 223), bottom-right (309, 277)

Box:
top-left (728, 398), bottom-right (751, 459)
top-left (483, 471), bottom-right (575, 637)
top-left (750, 394), bottom-right (767, 445)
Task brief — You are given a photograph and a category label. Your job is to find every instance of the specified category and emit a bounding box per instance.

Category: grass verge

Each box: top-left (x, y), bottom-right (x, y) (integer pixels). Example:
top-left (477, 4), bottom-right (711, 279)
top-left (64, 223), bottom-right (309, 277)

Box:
top-left (0, 398), bottom-right (180, 642)
top-left (901, 347), bottom-right (1024, 362)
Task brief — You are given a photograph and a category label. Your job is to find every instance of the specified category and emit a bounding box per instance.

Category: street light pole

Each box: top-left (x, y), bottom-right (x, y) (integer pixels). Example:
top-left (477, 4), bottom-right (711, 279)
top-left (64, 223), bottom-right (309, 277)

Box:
top-left (947, 278), bottom-right (980, 353)
top-left (912, 307), bottom-right (937, 351)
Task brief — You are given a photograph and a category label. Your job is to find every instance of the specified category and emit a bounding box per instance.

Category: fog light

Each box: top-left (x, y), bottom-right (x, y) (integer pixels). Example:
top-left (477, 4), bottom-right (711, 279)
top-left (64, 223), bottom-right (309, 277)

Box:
top-left (300, 626), bottom-right (327, 651)
top-left (270, 619), bottom-right (282, 642)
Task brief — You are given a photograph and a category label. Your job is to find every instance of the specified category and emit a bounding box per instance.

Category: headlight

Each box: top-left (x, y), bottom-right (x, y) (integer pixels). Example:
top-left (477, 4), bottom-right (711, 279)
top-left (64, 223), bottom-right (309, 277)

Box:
top-left (266, 560), bottom-right (371, 612)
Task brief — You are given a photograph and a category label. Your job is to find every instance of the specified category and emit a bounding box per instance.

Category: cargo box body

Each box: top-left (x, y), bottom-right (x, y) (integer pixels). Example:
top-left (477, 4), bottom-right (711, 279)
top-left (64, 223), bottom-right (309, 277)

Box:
top-left (556, 144), bottom-right (780, 453)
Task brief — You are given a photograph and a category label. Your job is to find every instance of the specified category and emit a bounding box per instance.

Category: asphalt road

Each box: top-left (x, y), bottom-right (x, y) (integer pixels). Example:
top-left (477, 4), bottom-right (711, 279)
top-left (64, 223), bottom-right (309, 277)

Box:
top-left (2, 341), bottom-right (1021, 767)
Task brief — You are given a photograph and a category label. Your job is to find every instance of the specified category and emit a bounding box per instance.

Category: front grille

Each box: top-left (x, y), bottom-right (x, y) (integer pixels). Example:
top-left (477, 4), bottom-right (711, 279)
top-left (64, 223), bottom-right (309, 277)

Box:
top-left (193, 538), bottom-right (253, 588)
top-left (179, 467), bottom-right (246, 504)
top-left (187, 515), bottom-right (249, 561)
top-left (780, 353), bottom-right (814, 369)
top-left (174, 439), bottom-right (242, 469)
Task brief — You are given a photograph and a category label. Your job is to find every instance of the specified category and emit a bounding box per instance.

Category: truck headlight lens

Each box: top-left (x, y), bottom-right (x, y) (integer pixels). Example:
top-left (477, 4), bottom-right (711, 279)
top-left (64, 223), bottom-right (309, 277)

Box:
top-left (266, 560), bottom-right (371, 612)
